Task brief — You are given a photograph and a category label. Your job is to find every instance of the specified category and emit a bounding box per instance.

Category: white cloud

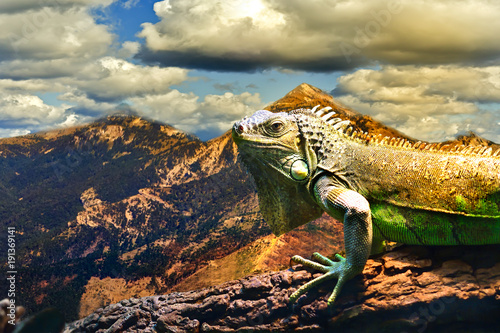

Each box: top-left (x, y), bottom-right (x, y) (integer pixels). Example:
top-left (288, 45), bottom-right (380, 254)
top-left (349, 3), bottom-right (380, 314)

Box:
top-left (0, 94), bottom-right (65, 123)
top-left (121, 0), bottom-right (139, 9)
top-left (0, 6), bottom-right (114, 61)
top-left (0, 92), bottom-right (87, 134)
top-left (130, 90), bottom-right (263, 137)
top-left (0, 79), bottom-right (60, 93)
top-left (74, 57), bottom-right (190, 101)
top-left (59, 90), bottom-right (115, 114)
top-left (335, 65), bottom-right (500, 142)
top-left (118, 41), bottom-right (141, 59)
top-left (0, 128), bottom-right (31, 138)
top-left (336, 66), bottom-right (500, 104)
top-left (153, 0), bottom-right (172, 16)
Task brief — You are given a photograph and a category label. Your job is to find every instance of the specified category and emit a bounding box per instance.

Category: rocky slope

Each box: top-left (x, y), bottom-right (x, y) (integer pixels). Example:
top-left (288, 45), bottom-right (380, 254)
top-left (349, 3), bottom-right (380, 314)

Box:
top-left (64, 244), bottom-right (500, 332)
top-left (0, 115), bottom-right (266, 321)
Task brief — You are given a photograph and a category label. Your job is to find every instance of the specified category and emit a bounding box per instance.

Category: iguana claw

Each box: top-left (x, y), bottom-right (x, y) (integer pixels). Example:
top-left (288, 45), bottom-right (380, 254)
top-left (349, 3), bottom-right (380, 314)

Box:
top-left (289, 252), bottom-right (353, 306)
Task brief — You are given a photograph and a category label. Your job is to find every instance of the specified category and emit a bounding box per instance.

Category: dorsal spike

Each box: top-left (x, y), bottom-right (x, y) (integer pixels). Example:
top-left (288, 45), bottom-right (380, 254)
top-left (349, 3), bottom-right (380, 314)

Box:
top-left (474, 146), bottom-right (486, 155)
top-left (345, 126), bottom-right (353, 136)
top-left (326, 117), bottom-right (342, 125)
top-left (333, 120), bottom-right (350, 131)
top-left (319, 106), bottom-right (333, 113)
top-left (311, 105), bottom-right (321, 113)
top-left (493, 148), bottom-right (500, 157)
top-left (463, 146), bottom-right (474, 154)
top-left (483, 147), bottom-right (493, 156)
top-left (321, 112), bottom-right (335, 121)
top-left (440, 144), bottom-right (450, 152)
top-left (315, 106), bottom-right (333, 117)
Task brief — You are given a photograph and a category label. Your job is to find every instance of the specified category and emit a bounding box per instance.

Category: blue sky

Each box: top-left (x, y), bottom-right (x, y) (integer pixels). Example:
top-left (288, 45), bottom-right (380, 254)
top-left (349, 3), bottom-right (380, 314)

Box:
top-left (1, 0), bottom-right (500, 141)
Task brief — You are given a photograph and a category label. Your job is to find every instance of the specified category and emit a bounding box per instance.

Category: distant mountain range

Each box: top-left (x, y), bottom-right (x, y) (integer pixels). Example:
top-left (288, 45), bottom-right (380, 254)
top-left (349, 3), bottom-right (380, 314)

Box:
top-left (1, 83), bottom-right (497, 321)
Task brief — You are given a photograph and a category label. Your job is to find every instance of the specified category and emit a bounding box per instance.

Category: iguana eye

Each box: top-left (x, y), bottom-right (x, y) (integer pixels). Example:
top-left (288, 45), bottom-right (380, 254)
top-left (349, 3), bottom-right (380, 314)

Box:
top-left (264, 118), bottom-right (288, 136)
top-left (270, 121), bottom-right (284, 132)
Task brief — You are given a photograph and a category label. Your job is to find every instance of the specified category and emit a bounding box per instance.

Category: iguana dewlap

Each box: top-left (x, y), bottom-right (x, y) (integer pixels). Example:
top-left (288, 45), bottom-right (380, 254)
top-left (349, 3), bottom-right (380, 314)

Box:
top-left (232, 106), bottom-right (500, 306)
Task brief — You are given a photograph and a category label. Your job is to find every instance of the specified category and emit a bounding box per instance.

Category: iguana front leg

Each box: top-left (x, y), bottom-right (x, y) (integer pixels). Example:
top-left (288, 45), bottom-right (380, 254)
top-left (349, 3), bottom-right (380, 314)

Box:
top-left (290, 175), bottom-right (372, 306)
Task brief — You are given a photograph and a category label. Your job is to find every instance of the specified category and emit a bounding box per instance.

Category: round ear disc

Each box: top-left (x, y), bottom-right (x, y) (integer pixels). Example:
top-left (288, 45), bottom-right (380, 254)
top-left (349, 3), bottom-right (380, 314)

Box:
top-left (290, 159), bottom-right (309, 181)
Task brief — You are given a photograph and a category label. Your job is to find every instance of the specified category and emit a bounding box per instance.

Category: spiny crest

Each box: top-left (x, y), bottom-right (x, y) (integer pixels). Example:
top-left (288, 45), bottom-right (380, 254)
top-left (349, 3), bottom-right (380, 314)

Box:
top-left (296, 104), bottom-right (369, 143)
top-left (296, 105), bottom-right (500, 158)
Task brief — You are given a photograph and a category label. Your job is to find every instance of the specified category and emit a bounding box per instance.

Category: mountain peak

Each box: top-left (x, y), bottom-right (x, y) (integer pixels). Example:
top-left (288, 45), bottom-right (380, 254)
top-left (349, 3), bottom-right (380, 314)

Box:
top-left (289, 82), bottom-right (324, 96)
top-left (266, 83), bottom-right (357, 117)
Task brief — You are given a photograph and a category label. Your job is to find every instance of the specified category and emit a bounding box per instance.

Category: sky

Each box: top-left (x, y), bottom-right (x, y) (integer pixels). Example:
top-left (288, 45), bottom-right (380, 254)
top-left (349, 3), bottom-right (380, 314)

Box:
top-left (1, 0), bottom-right (500, 142)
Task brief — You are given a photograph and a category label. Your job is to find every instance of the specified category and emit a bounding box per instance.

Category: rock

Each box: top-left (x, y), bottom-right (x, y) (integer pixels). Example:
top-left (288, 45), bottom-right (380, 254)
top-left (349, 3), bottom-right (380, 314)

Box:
top-left (64, 245), bottom-right (500, 333)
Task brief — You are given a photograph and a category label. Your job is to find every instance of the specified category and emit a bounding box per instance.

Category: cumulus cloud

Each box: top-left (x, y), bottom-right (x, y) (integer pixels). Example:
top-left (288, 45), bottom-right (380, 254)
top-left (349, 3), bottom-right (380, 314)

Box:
top-left (137, 0), bottom-right (500, 71)
top-left (0, 78), bottom-right (60, 93)
top-left (118, 41), bottom-right (141, 59)
top-left (0, 5), bottom-right (113, 62)
top-left (335, 66), bottom-right (500, 104)
top-left (0, 92), bottom-right (81, 134)
top-left (334, 65), bottom-right (500, 142)
top-left (0, 128), bottom-right (32, 138)
top-left (130, 90), bottom-right (263, 139)
top-left (73, 57), bottom-right (190, 102)
top-left (0, 0), bottom-right (115, 14)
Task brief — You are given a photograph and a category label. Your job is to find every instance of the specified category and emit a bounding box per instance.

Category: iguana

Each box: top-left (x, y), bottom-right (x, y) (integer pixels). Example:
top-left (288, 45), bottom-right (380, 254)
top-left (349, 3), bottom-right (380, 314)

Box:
top-left (232, 105), bottom-right (500, 306)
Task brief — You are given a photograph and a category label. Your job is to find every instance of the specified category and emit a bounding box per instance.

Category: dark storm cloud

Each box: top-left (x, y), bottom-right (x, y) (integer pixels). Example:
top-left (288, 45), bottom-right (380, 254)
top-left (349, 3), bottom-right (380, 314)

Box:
top-left (136, 0), bottom-right (500, 73)
top-left (136, 48), bottom-right (367, 72)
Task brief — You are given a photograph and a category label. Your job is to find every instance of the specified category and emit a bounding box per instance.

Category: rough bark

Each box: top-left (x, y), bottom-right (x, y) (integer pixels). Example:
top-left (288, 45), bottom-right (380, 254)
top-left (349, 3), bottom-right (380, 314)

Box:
top-left (64, 245), bottom-right (500, 333)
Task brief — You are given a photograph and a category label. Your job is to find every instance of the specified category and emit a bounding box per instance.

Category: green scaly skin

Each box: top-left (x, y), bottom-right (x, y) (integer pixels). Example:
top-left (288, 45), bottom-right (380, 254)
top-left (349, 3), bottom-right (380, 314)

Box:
top-left (232, 106), bottom-right (500, 307)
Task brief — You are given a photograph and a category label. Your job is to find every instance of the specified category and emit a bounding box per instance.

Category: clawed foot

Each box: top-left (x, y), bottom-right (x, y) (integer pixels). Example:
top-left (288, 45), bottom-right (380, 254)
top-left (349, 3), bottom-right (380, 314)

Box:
top-left (289, 252), bottom-right (358, 306)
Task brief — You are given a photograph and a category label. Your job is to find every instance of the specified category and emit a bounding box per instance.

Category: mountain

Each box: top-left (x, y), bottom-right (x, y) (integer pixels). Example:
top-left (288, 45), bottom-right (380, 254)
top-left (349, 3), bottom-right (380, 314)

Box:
top-left (1, 83), bottom-right (496, 322)
top-left (0, 115), bottom-right (266, 320)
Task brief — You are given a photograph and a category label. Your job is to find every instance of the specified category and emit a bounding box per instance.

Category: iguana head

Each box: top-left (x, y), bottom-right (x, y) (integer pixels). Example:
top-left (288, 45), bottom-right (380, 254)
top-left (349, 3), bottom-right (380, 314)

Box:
top-left (232, 110), bottom-right (313, 181)
top-left (232, 110), bottom-right (323, 236)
